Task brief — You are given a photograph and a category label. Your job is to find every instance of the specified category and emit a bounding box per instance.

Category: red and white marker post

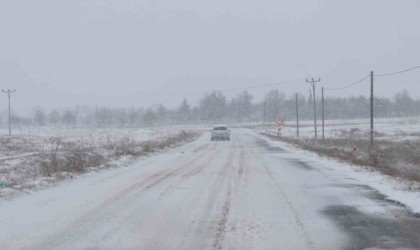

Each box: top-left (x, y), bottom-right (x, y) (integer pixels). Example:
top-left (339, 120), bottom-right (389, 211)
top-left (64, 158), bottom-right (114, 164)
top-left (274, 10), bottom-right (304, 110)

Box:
top-left (276, 119), bottom-right (285, 137)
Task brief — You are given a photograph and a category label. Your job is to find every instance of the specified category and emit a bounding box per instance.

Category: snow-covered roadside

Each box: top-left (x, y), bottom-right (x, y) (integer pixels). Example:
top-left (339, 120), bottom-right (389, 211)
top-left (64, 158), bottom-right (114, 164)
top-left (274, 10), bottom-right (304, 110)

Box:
top-left (0, 128), bottom-right (201, 199)
top-left (254, 131), bottom-right (420, 214)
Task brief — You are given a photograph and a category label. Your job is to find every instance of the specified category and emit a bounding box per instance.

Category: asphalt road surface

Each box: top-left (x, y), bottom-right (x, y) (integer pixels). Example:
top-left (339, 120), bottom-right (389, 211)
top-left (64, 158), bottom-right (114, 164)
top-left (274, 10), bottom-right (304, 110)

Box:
top-left (1, 129), bottom-right (420, 250)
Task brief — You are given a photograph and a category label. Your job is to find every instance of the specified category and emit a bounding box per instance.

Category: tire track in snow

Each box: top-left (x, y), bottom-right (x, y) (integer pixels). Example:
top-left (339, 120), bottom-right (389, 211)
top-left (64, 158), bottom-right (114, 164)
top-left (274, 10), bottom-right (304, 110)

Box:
top-left (92, 141), bottom-right (225, 249)
top-left (209, 139), bottom-right (250, 250)
top-left (158, 142), bottom-right (218, 198)
top-left (33, 142), bottom-right (214, 249)
top-left (178, 141), bottom-right (238, 249)
top-left (212, 183), bottom-right (232, 250)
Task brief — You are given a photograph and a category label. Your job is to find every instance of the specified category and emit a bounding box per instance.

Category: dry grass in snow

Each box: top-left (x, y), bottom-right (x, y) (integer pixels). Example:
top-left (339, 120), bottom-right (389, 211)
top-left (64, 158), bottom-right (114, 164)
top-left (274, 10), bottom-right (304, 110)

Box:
top-left (0, 128), bottom-right (200, 197)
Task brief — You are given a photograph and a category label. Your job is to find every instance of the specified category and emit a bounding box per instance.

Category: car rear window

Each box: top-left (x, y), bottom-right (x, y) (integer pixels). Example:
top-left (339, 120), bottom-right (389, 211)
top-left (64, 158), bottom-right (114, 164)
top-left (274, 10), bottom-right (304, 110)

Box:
top-left (214, 126), bottom-right (227, 130)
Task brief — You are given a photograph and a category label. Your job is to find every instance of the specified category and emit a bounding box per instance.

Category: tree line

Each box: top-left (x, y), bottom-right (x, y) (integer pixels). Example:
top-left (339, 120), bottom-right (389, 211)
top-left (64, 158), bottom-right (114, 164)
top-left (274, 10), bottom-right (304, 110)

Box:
top-left (1, 89), bottom-right (420, 128)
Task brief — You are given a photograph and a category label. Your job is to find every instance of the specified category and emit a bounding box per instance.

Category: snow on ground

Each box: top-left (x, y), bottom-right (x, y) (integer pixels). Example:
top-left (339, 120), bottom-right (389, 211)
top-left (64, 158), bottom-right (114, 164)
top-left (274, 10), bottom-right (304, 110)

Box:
top-left (254, 116), bottom-right (420, 141)
top-left (1, 127), bottom-right (163, 149)
top-left (2, 129), bottom-right (420, 249)
top-left (2, 120), bottom-right (420, 216)
top-left (0, 126), bottom-right (203, 157)
top-left (0, 126), bottom-right (202, 198)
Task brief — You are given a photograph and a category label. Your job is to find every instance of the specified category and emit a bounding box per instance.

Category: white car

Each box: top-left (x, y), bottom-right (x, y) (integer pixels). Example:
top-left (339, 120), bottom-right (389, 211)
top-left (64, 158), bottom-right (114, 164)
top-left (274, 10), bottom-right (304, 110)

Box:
top-left (211, 124), bottom-right (231, 141)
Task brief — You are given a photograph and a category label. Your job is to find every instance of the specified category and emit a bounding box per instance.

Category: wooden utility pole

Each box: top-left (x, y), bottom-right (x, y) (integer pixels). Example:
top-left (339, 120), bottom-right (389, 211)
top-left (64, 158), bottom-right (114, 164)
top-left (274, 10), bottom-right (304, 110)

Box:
top-left (322, 87), bottom-right (325, 141)
top-left (370, 71), bottom-right (374, 161)
top-left (2, 89), bottom-right (16, 136)
top-left (306, 78), bottom-right (321, 138)
top-left (296, 93), bottom-right (299, 138)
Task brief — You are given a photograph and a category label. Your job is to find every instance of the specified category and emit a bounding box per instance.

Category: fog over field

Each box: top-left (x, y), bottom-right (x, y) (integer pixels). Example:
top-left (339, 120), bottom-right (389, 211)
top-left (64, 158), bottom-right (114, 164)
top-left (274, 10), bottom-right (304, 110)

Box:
top-left (0, 0), bottom-right (420, 113)
top-left (3, 2), bottom-right (420, 249)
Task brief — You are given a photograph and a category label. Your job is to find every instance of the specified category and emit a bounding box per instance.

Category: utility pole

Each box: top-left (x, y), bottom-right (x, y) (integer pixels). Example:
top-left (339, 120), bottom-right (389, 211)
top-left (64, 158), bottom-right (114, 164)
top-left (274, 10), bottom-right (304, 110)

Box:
top-left (306, 78), bottom-right (321, 138)
top-left (2, 89), bottom-right (16, 136)
top-left (296, 93), bottom-right (299, 138)
top-left (370, 71), bottom-right (374, 162)
top-left (322, 87), bottom-right (325, 141)
top-left (74, 105), bottom-right (78, 129)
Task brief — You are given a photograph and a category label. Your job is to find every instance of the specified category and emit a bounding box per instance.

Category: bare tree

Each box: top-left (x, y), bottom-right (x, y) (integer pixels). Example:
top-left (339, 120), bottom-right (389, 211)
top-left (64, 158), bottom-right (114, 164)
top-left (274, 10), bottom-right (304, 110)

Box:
top-left (199, 91), bottom-right (227, 123)
top-left (143, 108), bottom-right (157, 126)
top-left (177, 99), bottom-right (191, 124)
top-left (48, 110), bottom-right (61, 126)
top-left (62, 109), bottom-right (76, 127)
top-left (33, 107), bottom-right (46, 127)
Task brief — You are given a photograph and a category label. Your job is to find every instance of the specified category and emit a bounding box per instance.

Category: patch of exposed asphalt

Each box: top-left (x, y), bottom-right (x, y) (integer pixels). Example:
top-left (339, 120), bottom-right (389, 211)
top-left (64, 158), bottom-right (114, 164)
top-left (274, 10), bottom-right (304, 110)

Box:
top-left (255, 137), bottom-right (315, 171)
top-left (322, 183), bottom-right (420, 249)
top-left (254, 138), bottom-right (287, 153)
top-left (323, 205), bottom-right (420, 250)
top-left (289, 160), bottom-right (420, 248)
top-left (287, 159), bottom-right (315, 171)
top-left (258, 133), bottom-right (420, 249)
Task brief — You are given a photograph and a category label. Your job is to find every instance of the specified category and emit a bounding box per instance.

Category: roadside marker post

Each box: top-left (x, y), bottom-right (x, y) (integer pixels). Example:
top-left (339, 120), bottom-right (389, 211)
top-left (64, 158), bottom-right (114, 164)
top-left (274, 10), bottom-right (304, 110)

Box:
top-left (276, 119), bottom-right (284, 137)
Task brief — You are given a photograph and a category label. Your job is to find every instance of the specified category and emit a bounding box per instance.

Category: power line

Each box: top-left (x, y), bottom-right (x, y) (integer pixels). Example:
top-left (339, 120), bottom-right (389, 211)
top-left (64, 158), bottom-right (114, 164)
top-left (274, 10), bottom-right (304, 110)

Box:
top-left (324, 74), bottom-right (370, 91)
top-left (375, 65), bottom-right (420, 77)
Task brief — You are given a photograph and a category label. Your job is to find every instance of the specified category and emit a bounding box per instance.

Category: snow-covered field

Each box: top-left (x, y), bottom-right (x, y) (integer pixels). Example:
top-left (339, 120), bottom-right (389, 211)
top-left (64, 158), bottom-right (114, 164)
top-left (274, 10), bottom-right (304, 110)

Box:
top-left (255, 116), bottom-right (420, 141)
top-left (0, 126), bottom-right (201, 198)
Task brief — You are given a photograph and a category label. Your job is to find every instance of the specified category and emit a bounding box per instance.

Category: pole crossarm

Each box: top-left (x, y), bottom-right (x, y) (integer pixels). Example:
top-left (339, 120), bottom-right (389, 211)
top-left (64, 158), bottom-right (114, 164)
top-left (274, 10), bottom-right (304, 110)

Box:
top-left (2, 89), bottom-right (16, 95)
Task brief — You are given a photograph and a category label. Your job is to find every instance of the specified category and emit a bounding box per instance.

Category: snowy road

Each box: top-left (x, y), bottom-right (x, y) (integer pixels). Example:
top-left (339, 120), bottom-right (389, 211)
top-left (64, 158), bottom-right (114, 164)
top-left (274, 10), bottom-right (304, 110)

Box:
top-left (1, 129), bottom-right (420, 250)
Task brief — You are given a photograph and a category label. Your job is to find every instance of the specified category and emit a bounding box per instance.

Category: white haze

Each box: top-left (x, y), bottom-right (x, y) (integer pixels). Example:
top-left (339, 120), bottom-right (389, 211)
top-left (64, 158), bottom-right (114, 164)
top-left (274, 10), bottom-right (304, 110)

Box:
top-left (0, 0), bottom-right (419, 113)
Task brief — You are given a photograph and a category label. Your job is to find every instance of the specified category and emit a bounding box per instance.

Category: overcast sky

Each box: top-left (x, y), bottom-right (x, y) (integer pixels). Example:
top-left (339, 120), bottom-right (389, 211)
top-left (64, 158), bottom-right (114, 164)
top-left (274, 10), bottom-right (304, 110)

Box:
top-left (0, 0), bottom-right (419, 113)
